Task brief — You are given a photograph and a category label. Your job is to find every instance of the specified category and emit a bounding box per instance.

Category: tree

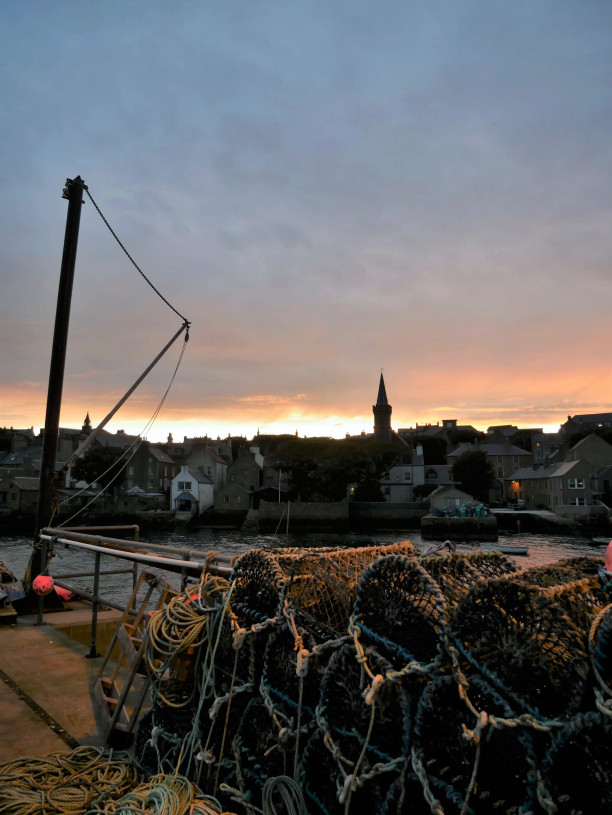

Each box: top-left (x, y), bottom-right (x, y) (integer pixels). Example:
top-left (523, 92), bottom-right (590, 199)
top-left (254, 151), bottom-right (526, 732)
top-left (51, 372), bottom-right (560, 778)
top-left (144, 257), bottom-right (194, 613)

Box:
top-left (72, 446), bottom-right (127, 490)
top-left (415, 436), bottom-right (447, 464)
top-left (272, 437), bottom-right (407, 502)
top-left (451, 449), bottom-right (495, 502)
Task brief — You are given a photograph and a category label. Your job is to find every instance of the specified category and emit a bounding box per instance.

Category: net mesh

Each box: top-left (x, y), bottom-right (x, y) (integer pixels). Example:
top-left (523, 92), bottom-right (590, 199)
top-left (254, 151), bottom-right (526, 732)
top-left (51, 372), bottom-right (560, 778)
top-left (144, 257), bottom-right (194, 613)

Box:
top-left (419, 550), bottom-right (518, 606)
top-left (413, 674), bottom-right (536, 814)
top-left (132, 544), bottom-right (611, 812)
top-left (539, 711), bottom-right (612, 814)
top-left (318, 643), bottom-right (410, 763)
top-left (449, 575), bottom-right (591, 718)
top-left (352, 554), bottom-right (448, 667)
top-left (590, 602), bottom-right (612, 695)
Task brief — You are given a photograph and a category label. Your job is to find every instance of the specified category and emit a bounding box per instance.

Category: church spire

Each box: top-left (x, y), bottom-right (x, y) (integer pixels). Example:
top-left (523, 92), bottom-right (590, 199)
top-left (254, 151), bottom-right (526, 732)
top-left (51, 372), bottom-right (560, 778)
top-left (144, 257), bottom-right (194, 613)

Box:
top-left (373, 372), bottom-right (392, 442)
top-left (376, 372), bottom-right (389, 406)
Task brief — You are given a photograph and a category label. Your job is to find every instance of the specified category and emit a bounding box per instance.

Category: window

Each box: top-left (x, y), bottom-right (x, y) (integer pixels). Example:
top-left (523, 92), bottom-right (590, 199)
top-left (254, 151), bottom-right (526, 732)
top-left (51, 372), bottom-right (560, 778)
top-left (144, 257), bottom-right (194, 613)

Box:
top-left (426, 469), bottom-right (437, 481)
top-left (207, 467), bottom-right (212, 475)
top-left (572, 497), bottom-right (586, 505)
top-left (230, 474), bottom-right (236, 482)
top-left (568, 478), bottom-right (584, 489)
top-left (497, 456), bottom-right (503, 464)
top-left (404, 471), bottom-right (412, 482)
top-left (0, 492), bottom-right (6, 503)
top-left (497, 466), bottom-right (503, 477)
top-left (513, 455), bottom-right (519, 464)
top-left (127, 480), bottom-right (133, 489)
top-left (178, 481), bottom-right (192, 490)
top-left (128, 467), bottom-right (134, 475)
top-left (234, 496), bottom-right (241, 503)
top-left (513, 465), bottom-right (519, 472)
top-left (224, 496), bottom-right (230, 504)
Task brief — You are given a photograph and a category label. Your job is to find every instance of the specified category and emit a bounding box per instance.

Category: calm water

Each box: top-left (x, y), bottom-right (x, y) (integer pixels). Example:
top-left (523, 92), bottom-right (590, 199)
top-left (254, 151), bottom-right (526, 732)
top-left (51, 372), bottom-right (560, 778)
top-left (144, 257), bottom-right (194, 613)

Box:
top-left (0, 527), bottom-right (607, 608)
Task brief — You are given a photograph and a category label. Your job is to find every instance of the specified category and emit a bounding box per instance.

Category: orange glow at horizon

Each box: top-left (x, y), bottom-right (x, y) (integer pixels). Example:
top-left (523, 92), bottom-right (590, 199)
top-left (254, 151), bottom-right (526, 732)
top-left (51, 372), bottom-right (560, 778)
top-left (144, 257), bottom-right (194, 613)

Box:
top-left (3, 372), bottom-right (610, 444)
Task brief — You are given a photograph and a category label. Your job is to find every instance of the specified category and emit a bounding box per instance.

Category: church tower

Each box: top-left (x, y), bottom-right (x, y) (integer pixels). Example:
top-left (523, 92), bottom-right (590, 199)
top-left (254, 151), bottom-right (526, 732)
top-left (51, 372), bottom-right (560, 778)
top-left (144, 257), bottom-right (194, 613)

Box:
top-left (81, 412), bottom-right (92, 436)
top-left (373, 373), bottom-right (392, 442)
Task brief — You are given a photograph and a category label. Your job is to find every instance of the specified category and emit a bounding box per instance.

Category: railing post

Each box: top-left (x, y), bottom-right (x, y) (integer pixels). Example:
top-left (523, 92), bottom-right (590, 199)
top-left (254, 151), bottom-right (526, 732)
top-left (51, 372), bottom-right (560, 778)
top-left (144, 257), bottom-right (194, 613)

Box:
top-left (181, 553), bottom-right (189, 591)
top-left (34, 538), bottom-right (48, 626)
top-left (88, 551), bottom-right (101, 658)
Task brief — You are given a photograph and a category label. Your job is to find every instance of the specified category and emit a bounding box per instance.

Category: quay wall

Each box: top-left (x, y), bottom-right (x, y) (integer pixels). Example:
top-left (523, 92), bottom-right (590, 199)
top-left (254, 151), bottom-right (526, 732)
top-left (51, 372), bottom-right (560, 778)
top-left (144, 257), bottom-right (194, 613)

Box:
top-left (253, 499), bottom-right (350, 532)
top-left (245, 500), bottom-right (427, 533)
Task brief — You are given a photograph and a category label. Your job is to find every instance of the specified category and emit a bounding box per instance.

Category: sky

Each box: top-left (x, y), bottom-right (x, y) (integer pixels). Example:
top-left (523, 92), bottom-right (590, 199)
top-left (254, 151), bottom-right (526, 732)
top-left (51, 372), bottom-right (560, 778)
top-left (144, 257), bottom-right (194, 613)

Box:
top-left (1, 1), bottom-right (611, 443)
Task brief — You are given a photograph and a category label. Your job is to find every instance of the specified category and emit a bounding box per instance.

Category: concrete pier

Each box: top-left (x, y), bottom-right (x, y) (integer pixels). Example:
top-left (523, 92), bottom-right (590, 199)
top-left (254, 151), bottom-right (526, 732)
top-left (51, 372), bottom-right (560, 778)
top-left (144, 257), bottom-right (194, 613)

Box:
top-left (0, 603), bottom-right (123, 763)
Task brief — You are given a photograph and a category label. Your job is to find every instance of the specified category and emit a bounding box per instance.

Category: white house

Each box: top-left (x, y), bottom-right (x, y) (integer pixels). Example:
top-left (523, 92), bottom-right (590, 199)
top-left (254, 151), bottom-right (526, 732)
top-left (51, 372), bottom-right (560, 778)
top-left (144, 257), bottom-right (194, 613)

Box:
top-left (379, 445), bottom-right (453, 501)
top-left (170, 465), bottom-right (213, 517)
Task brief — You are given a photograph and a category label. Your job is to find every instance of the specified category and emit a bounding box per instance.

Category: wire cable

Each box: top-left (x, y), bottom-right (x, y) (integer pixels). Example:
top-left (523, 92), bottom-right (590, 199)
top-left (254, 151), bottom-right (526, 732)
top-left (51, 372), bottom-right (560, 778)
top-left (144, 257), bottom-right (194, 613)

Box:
top-left (57, 335), bottom-right (189, 527)
top-left (85, 186), bottom-right (190, 324)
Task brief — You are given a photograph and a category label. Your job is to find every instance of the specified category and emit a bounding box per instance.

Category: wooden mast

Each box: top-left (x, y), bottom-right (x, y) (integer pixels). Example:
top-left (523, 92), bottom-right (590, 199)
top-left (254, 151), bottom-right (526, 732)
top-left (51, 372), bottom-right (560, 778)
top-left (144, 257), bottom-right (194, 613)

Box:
top-left (31, 176), bottom-right (86, 582)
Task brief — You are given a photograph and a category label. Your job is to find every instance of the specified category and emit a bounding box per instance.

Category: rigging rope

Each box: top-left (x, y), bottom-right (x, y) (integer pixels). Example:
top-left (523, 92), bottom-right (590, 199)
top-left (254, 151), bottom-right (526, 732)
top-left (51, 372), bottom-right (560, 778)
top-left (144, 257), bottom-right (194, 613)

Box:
top-left (85, 187), bottom-right (190, 324)
top-left (56, 333), bottom-right (189, 528)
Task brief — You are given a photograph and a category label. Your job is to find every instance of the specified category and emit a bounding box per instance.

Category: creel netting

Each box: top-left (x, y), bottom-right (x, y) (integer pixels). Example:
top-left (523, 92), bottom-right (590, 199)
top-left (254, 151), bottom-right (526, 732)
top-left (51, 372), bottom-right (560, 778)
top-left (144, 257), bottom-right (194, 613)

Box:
top-left (449, 575), bottom-right (591, 719)
top-left (352, 554), bottom-right (448, 668)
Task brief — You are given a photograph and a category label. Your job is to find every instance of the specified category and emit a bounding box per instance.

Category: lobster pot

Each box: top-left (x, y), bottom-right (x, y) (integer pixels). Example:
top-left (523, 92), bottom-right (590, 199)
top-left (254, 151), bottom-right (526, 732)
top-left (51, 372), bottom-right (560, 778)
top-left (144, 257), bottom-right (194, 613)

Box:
top-left (380, 773), bottom-right (476, 815)
top-left (420, 551), bottom-right (517, 607)
top-left (262, 619), bottom-right (338, 719)
top-left (134, 680), bottom-right (197, 776)
top-left (352, 555), bottom-right (448, 669)
top-left (539, 711), bottom-right (612, 814)
top-left (234, 698), bottom-right (289, 809)
top-left (197, 688), bottom-right (254, 798)
top-left (230, 549), bottom-right (285, 624)
top-left (513, 556), bottom-right (607, 632)
top-left (590, 603), bottom-right (612, 695)
top-left (318, 644), bottom-right (410, 764)
top-left (274, 539), bottom-right (417, 635)
top-left (449, 577), bottom-right (590, 720)
top-left (413, 675), bottom-right (537, 815)
top-left (298, 729), bottom-right (396, 815)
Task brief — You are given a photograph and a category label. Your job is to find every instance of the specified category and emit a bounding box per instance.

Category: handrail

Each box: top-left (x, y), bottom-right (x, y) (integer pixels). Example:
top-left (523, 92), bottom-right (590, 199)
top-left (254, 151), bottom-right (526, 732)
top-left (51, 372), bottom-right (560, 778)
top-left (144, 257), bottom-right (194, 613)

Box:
top-left (42, 526), bottom-right (232, 565)
top-left (37, 529), bottom-right (234, 656)
top-left (39, 534), bottom-right (232, 577)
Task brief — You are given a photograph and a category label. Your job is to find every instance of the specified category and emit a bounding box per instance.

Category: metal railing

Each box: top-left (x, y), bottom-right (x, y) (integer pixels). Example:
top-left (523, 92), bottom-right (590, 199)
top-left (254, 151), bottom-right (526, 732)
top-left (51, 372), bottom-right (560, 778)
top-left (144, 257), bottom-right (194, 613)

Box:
top-left (39, 526), bottom-right (232, 657)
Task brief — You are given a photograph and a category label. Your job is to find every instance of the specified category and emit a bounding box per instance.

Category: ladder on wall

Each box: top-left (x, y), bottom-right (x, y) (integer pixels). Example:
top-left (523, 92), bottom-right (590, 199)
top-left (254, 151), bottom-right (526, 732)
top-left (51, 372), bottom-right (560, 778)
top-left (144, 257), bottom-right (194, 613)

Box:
top-left (91, 570), bottom-right (174, 747)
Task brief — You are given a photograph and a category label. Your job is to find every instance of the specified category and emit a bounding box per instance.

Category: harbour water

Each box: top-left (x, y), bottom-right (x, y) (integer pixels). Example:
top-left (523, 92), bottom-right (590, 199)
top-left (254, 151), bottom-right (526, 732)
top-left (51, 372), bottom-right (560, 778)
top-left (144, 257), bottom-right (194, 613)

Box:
top-left (0, 527), bottom-right (607, 608)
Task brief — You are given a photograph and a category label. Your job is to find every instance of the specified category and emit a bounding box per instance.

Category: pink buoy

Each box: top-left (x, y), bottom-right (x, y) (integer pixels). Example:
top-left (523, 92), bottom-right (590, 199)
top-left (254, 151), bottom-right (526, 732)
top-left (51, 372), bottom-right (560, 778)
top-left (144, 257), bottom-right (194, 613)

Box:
top-left (54, 586), bottom-right (74, 602)
top-left (605, 541), bottom-right (612, 573)
top-left (32, 571), bottom-right (55, 596)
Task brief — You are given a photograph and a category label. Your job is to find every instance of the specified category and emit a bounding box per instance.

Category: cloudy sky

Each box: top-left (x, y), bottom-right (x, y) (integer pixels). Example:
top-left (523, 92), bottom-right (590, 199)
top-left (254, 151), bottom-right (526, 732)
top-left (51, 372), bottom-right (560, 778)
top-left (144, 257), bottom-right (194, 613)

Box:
top-left (1, 1), bottom-right (611, 442)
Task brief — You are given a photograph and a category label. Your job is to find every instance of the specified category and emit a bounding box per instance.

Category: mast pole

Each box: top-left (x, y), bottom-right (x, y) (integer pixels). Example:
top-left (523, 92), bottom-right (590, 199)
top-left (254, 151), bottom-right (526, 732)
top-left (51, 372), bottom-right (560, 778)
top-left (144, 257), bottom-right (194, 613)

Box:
top-left (33, 176), bottom-right (86, 569)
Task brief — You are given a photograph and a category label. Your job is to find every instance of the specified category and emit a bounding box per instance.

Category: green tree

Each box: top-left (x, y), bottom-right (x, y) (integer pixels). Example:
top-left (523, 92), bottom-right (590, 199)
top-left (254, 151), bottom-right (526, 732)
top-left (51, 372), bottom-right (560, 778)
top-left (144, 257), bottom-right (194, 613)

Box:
top-left (72, 446), bottom-right (127, 490)
top-left (272, 437), bottom-right (406, 501)
top-left (451, 449), bottom-right (495, 502)
top-left (415, 436), bottom-right (447, 464)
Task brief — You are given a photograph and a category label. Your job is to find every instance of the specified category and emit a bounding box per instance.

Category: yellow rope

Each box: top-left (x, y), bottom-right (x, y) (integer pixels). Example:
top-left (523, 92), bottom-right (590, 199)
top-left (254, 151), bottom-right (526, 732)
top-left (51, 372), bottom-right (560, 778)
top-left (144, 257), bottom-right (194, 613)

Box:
top-left (0, 747), bottom-right (140, 815)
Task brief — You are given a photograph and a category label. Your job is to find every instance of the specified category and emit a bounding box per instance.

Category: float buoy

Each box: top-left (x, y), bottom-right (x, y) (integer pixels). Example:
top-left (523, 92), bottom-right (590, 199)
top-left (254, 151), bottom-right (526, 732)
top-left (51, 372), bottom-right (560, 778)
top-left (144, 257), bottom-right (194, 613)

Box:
top-left (54, 585), bottom-right (74, 601)
top-left (32, 570), bottom-right (55, 596)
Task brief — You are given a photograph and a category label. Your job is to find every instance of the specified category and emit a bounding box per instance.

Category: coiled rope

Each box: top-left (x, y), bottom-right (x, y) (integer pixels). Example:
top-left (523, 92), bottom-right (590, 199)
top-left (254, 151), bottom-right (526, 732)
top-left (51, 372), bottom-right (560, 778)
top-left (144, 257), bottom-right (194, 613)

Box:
top-left (0, 746), bottom-right (140, 815)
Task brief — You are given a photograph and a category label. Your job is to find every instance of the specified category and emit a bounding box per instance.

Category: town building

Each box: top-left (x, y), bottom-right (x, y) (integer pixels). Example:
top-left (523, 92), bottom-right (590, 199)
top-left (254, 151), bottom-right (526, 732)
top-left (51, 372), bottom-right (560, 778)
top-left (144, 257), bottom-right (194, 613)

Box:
top-left (170, 465), bottom-right (214, 517)
top-left (505, 434), bottom-right (612, 519)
